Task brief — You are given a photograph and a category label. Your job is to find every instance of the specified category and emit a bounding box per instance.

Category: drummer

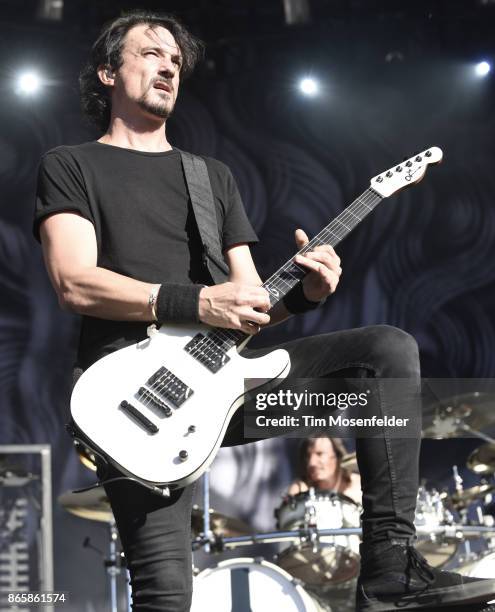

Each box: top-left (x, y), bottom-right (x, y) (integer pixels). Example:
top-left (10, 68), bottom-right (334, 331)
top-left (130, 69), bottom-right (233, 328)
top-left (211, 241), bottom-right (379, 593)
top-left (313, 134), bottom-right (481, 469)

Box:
top-left (288, 436), bottom-right (362, 504)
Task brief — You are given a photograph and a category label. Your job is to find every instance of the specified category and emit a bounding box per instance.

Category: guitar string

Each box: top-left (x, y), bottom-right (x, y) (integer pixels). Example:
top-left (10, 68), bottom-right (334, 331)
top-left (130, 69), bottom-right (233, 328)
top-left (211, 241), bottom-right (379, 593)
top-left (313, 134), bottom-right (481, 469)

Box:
top-left (140, 367), bottom-right (190, 415)
top-left (139, 187), bottom-right (383, 408)
top-left (189, 188), bottom-right (383, 354)
top-left (161, 189), bottom-right (382, 378)
top-left (137, 188), bottom-right (383, 408)
top-left (137, 157), bottom-right (426, 414)
top-left (140, 188), bottom-right (383, 413)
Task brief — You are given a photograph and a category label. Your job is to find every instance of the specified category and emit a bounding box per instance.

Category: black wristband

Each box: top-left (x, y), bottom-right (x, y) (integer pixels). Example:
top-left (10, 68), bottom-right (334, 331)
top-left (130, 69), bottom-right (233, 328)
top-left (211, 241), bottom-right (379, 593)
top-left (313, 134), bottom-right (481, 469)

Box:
top-left (283, 282), bottom-right (323, 314)
top-left (155, 283), bottom-right (203, 325)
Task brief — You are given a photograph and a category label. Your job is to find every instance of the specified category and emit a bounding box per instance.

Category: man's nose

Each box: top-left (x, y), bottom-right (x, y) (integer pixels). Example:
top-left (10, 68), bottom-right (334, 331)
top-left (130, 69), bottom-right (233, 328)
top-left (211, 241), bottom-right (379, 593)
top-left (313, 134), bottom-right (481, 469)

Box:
top-left (158, 67), bottom-right (174, 80)
top-left (158, 57), bottom-right (176, 79)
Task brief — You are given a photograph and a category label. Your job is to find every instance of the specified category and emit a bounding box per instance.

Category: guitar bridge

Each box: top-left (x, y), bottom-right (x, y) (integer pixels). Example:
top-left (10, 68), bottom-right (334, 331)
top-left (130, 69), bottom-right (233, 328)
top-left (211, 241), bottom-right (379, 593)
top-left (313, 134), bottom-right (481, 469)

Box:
top-left (145, 366), bottom-right (193, 408)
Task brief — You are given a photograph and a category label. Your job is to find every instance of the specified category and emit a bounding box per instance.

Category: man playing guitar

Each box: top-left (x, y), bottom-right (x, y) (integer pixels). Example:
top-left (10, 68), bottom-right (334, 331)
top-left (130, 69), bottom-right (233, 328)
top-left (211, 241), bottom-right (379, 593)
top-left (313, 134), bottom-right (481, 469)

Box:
top-left (34, 10), bottom-right (495, 612)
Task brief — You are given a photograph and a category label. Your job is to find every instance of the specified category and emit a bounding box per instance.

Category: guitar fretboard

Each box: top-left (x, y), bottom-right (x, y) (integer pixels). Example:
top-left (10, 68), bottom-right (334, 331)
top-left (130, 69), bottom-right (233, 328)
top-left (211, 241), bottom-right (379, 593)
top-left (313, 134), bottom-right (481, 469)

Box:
top-left (204, 187), bottom-right (383, 350)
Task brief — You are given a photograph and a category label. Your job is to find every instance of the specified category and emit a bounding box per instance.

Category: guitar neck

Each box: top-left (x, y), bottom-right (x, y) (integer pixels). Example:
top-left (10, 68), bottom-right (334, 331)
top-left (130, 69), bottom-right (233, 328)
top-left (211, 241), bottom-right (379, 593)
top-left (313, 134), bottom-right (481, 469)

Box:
top-left (262, 187), bottom-right (383, 307)
top-left (209, 187), bottom-right (383, 350)
top-left (183, 147), bottom-right (443, 358)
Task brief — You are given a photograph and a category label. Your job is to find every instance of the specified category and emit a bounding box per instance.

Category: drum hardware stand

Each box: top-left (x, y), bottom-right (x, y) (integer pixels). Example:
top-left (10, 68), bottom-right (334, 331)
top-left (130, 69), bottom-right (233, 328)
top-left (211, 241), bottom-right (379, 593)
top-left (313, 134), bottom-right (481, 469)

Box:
top-left (213, 525), bottom-right (495, 550)
top-left (307, 526), bottom-right (320, 554)
top-left (452, 466), bottom-right (468, 525)
top-left (477, 506), bottom-right (486, 525)
top-left (304, 487), bottom-right (319, 553)
top-left (192, 470), bottom-right (223, 560)
top-left (106, 519), bottom-right (120, 612)
top-left (453, 465), bottom-right (463, 494)
top-left (457, 424), bottom-right (495, 445)
top-left (191, 470), bottom-right (213, 577)
top-left (83, 522), bottom-right (130, 612)
top-left (451, 465), bottom-right (479, 564)
top-left (202, 469), bottom-right (212, 554)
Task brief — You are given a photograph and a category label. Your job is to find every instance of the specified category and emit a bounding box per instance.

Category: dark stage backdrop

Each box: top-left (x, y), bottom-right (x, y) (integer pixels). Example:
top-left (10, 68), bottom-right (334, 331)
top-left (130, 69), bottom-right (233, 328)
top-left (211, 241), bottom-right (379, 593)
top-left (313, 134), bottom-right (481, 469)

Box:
top-left (1, 13), bottom-right (494, 610)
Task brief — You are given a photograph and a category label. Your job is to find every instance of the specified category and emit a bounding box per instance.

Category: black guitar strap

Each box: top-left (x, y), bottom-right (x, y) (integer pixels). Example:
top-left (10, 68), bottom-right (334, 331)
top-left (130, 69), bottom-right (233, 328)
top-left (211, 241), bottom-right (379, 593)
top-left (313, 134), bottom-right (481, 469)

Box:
top-left (178, 150), bottom-right (230, 284)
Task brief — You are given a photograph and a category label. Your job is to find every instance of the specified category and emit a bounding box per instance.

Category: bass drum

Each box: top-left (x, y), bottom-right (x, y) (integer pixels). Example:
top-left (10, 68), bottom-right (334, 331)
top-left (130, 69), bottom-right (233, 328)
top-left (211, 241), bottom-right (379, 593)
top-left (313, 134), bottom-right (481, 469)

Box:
top-left (457, 553), bottom-right (495, 604)
top-left (191, 557), bottom-right (329, 612)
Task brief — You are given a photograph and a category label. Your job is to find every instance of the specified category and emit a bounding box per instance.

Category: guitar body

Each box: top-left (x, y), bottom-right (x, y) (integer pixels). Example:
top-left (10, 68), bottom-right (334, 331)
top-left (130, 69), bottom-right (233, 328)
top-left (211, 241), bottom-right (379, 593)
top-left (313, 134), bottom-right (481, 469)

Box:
top-left (71, 323), bottom-right (290, 488)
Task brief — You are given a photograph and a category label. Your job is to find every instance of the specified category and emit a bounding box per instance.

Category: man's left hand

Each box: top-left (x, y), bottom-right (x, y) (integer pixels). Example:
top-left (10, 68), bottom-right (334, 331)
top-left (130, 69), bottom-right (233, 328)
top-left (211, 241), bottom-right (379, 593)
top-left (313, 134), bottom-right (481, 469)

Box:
top-left (293, 228), bottom-right (342, 302)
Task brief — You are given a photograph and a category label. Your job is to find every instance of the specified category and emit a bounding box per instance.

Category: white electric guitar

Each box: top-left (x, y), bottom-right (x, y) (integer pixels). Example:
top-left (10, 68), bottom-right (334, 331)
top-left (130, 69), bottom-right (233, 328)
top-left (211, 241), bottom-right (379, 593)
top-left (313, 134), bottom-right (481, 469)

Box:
top-left (71, 147), bottom-right (443, 490)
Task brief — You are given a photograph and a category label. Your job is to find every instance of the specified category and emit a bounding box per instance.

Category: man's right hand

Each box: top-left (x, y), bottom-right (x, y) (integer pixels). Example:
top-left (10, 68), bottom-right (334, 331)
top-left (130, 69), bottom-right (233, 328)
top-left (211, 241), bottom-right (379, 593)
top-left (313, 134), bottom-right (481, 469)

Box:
top-left (198, 283), bottom-right (271, 334)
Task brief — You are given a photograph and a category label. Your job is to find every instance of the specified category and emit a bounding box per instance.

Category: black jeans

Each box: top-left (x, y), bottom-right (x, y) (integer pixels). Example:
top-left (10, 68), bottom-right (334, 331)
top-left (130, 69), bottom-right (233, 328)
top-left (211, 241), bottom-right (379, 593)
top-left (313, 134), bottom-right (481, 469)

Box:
top-left (102, 324), bottom-right (421, 611)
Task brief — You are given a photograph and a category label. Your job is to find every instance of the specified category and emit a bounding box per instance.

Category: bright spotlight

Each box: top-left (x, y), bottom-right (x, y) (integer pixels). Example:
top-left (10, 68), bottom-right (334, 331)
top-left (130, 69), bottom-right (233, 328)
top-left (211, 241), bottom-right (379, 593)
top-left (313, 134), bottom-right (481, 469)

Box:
top-left (17, 71), bottom-right (42, 95)
top-left (475, 61), bottom-right (491, 77)
top-left (299, 77), bottom-right (319, 96)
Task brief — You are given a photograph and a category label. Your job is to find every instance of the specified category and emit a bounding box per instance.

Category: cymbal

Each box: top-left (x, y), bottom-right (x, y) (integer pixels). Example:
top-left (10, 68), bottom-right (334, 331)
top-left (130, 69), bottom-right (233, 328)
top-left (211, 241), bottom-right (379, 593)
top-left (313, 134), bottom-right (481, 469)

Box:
top-left (75, 444), bottom-right (98, 472)
top-left (467, 443), bottom-right (495, 475)
top-left (191, 505), bottom-right (252, 538)
top-left (447, 483), bottom-right (495, 509)
top-left (58, 487), bottom-right (113, 523)
top-left (422, 392), bottom-right (495, 439)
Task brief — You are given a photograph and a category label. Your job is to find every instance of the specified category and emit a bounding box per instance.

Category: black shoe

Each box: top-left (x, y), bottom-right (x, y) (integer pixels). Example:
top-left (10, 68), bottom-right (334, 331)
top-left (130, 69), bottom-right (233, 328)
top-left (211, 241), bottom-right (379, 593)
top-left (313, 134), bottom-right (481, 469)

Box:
top-left (356, 540), bottom-right (495, 611)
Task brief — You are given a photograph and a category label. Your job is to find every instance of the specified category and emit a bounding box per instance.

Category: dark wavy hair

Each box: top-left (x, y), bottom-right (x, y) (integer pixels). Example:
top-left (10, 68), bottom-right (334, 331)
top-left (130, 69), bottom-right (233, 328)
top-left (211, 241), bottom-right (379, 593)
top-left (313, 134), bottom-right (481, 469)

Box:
top-left (79, 10), bottom-right (204, 133)
top-left (296, 435), bottom-right (351, 491)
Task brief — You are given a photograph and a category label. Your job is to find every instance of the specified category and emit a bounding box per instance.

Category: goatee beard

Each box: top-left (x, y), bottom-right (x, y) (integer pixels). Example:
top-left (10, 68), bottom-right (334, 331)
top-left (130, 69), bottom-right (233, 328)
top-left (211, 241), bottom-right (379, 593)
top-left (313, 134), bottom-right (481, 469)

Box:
top-left (138, 96), bottom-right (174, 120)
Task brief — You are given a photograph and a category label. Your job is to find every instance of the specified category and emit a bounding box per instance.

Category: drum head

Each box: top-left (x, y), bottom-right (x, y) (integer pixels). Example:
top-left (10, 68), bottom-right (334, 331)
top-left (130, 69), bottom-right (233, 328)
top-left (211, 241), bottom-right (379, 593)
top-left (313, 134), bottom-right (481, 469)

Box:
top-left (277, 543), bottom-right (360, 586)
top-left (457, 552), bottom-right (495, 604)
top-left (191, 557), bottom-right (324, 612)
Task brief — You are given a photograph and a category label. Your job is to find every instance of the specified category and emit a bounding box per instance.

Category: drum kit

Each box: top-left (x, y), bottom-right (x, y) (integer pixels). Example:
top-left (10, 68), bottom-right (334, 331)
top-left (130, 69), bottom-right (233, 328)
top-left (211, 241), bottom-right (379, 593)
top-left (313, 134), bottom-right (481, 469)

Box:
top-left (58, 392), bottom-right (495, 612)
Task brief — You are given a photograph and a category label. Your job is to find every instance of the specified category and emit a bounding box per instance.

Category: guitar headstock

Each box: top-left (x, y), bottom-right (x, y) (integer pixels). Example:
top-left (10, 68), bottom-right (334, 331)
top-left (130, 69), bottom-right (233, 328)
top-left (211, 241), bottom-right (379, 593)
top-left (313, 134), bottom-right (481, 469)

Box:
top-left (371, 147), bottom-right (443, 198)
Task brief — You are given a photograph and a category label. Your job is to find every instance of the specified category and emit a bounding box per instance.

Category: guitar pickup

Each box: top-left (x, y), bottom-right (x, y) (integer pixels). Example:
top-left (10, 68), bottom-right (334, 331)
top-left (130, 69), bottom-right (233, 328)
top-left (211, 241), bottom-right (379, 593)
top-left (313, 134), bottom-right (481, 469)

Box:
top-left (119, 400), bottom-right (158, 434)
top-left (184, 333), bottom-right (230, 373)
top-left (145, 366), bottom-right (193, 408)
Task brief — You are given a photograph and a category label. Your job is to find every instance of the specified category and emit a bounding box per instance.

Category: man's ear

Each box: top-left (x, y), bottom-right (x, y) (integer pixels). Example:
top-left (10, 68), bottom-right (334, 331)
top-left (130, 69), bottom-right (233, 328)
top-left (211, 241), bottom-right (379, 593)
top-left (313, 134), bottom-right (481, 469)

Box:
top-left (97, 65), bottom-right (115, 86)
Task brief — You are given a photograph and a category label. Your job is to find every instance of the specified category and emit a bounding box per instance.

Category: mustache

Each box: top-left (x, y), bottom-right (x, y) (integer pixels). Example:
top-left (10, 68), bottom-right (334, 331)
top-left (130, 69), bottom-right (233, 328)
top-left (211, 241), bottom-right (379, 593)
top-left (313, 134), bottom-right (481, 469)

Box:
top-left (150, 78), bottom-right (173, 90)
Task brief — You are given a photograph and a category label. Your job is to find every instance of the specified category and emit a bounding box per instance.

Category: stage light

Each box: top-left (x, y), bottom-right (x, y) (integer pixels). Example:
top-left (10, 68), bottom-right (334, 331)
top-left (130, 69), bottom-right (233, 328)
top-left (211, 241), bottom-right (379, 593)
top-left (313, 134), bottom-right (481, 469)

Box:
top-left (299, 77), bottom-right (318, 96)
top-left (37, 0), bottom-right (63, 21)
top-left (283, 0), bottom-right (311, 25)
top-left (475, 61), bottom-right (491, 77)
top-left (17, 71), bottom-right (42, 95)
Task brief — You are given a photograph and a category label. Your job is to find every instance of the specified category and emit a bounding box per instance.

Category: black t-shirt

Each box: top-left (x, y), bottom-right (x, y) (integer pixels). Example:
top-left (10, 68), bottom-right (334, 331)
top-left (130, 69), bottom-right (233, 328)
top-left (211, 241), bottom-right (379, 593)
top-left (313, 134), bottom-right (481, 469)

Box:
top-left (34, 142), bottom-right (258, 368)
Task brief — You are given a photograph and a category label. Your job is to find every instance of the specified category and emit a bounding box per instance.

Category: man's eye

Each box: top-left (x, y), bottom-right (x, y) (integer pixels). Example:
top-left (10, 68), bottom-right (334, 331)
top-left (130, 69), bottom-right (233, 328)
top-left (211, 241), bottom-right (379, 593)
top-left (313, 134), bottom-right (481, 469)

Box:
top-left (145, 51), bottom-right (158, 57)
